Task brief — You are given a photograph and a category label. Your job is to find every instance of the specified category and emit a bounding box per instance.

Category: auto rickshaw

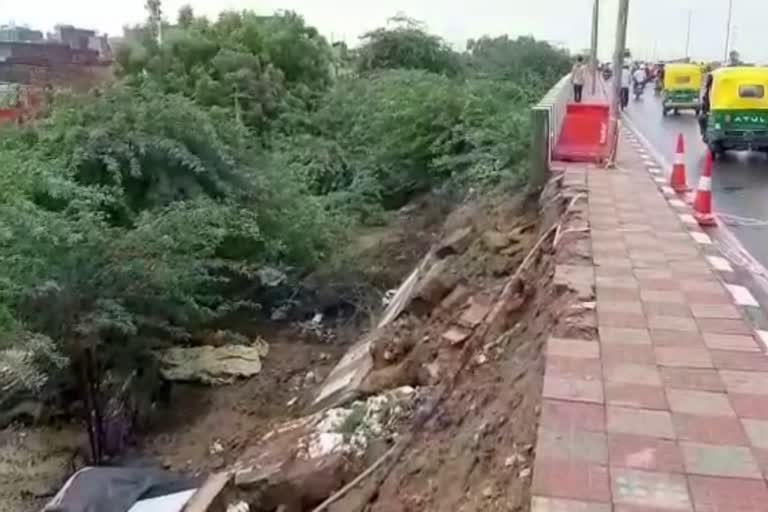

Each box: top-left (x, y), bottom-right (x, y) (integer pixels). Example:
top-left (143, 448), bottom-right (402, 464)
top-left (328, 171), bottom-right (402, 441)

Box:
top-left (662, 63), bottom-right (703, 116)
top-left (701, 66), bottom-right (768, 156)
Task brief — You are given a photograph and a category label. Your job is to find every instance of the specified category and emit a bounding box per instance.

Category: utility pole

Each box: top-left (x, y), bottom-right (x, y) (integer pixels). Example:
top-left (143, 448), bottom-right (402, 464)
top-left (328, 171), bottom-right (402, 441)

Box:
top-left (609, 0), bottom-right (630, 166)
top-left (685, 9), bottom-right (692, 60)
top-left (590, 0), bottom-right (600, 95)
top-left (724, 0), bottom-right (733, 63)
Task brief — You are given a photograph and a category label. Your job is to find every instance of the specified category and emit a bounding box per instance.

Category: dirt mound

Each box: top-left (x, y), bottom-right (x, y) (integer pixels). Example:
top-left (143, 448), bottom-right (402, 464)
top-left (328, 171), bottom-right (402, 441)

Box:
top-left (318, 174), bottom-right (592, 512)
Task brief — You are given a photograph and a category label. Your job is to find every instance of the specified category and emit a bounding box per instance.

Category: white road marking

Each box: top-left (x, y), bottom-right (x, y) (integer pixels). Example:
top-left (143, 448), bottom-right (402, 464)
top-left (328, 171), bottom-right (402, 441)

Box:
top-left (654, 177), bottom-right (666, 184)
top-left (648, 167), bottom-right (661, 174)
top-left (662, 186), bottom-right (675, 195)
top-left (726, 284), bottom-right (759, 307)
top-left (691, 232), bottom-right (713, 245)
top-left (679, 213), bottom-right (698, 225)
top-left (707, 255), bottom-right (734, 272)
top-left (669, 199), bottom-right (686, 208)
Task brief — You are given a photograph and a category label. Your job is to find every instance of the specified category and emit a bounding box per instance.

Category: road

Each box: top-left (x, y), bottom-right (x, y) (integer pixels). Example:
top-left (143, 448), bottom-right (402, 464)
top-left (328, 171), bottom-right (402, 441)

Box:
top-left (624, 89), bottom-right (768, 268)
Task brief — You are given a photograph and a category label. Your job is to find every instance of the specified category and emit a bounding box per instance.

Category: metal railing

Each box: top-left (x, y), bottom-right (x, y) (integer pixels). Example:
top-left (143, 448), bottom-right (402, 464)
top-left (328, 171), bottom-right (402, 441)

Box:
top-left (529, 74), bottom-right (572, 191)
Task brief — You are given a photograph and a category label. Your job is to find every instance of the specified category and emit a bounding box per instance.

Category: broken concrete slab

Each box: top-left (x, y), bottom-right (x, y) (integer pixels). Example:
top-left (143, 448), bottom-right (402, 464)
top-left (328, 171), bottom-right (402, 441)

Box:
top-left (159, 340), bottom-right (269, 385)
top-left (442, 326), bottom-right (472, 346)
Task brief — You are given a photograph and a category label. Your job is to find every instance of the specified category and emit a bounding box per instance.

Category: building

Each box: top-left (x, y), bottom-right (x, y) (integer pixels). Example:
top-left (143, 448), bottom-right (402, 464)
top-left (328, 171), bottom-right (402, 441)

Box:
top-left (49, 25), bottom-right (112, 62)
top-left (0, 25), bottom-right (43, 43)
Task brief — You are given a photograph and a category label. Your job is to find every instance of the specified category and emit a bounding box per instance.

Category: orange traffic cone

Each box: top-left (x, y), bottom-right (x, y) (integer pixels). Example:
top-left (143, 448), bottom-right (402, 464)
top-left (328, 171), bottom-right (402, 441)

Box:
top-left (670, 134), bottom-right (690, 193)
top-left (693, 151), bottom-right (716, 226)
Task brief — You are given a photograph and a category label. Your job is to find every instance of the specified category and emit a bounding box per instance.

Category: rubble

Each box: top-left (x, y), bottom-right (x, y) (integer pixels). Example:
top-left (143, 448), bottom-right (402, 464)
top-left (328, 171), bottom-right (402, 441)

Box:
top-left (436, 226), bottom-right (474, 257)
top-left (159, 339), bottom-right (269, 385)
top-left (303, 386), bottom-right (417, 459)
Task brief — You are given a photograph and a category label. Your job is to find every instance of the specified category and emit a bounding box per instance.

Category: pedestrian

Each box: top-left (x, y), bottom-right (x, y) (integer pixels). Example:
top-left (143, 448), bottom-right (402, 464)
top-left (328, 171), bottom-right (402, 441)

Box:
top-left (571, 56), bottom-right (587, 103)
top-left (620, 64), bottom-right (631, 110)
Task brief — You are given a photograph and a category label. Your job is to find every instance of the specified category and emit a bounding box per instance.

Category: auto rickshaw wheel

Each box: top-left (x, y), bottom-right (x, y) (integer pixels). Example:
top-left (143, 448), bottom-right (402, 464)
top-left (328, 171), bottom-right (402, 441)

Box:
top-left (673, 108), bottom-right (679, 115)
top-left (708, 142), bottom-right (725, 159)
top-left (694, 108), bottom-right (701, 116)
top-left (662, 108), bottom-right (668, 117)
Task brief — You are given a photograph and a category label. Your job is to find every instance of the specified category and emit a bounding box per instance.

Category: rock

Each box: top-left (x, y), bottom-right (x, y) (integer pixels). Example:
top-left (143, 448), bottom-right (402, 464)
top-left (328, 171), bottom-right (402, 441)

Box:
top-left (458, 298), bottom-right (492, 328)
top-left (519, 467), bottom-right (532, 479)
top-left (441, 326), bottom-right (472, 346)
top-left (408, 259), bottom-right (459, 316)
top-left (482, 230), bottom-right (513, 251)
top-left (436, 226), bottom-right (473, 258)
top-left (440, 284), bottom-right (472, 311)
top-left (271, 454), bottom-right (352, 512)
top-left (159, 339), bottom-right (269, 385)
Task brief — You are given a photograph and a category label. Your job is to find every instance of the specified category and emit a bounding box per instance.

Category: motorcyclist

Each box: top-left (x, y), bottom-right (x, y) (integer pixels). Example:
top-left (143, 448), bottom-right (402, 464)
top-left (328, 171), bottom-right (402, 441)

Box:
top-left (632, 66), bottom-right (647, 98)
top-left (655, 64), bottom-right (665, 93)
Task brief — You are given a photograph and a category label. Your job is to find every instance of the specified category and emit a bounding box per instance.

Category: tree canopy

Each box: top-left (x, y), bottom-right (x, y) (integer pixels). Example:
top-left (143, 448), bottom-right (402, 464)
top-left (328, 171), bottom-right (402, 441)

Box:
top-left (0, 10), bottom-right (570, 461)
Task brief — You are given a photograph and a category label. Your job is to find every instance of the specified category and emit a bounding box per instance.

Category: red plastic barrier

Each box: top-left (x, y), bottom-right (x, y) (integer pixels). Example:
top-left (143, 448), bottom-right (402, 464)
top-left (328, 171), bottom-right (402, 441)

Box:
top-left (553, 103), bottom-right (610, 163)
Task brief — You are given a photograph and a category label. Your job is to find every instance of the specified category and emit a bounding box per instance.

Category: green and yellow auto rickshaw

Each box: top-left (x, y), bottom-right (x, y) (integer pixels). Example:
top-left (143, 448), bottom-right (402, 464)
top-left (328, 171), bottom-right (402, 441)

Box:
top-left (662, 63), bottom-right (703, 116)
top-left (702, 66), bottom-right (768, 157)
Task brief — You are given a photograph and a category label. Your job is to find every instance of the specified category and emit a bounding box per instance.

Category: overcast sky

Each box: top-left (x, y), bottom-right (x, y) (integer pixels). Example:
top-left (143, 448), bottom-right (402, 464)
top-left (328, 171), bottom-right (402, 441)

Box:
top-left (2, 0), bottom-right (767, 63)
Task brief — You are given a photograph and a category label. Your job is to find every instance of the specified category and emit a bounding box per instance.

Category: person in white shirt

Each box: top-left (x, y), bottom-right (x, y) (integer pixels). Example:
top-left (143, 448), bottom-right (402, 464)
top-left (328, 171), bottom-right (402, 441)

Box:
top-left (571, 56), bottom-right (587, 103)
top-left (620, 65), bottom-right (632, 109)
top-left (633, 67), bottom-right (647, 87)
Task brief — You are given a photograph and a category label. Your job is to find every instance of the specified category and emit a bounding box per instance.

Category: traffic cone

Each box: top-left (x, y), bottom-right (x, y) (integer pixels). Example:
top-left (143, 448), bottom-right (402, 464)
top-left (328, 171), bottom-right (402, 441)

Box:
top-left (670, 134), bottom-right (690, 193)
top-left (693, 151), bottom-right (716, 226)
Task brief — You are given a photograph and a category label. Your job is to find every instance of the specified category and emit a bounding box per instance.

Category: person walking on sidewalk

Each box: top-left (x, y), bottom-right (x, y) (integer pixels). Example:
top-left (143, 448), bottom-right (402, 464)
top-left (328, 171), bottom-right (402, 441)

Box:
top-left (620, 64), bottom-right (632, 110)
top-left (571, 56), bottom-right (587, 103)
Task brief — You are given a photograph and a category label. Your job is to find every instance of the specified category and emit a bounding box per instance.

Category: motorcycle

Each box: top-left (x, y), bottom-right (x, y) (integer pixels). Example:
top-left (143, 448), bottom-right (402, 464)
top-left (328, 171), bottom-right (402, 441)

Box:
top-left (633, 81), bottom-right (645, 101)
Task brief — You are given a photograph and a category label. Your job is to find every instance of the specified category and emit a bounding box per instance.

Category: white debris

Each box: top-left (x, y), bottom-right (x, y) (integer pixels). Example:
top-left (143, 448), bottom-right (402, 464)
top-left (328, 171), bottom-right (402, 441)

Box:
top-left (382, 289), bottom-right (398, 306)
top-left (302, 387), bottom-right (417, 459)
top-left (209, 440), bottom-right (224, 455)
top-left (226, 501), bottom-right (250, 512)
top-left (308, 432), bottom-right (347, 459)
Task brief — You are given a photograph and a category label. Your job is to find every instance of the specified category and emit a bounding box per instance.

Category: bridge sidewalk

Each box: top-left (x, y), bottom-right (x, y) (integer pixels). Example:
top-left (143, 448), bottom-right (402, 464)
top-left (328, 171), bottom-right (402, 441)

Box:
top-left (531, 128), bottom-right (768, 511)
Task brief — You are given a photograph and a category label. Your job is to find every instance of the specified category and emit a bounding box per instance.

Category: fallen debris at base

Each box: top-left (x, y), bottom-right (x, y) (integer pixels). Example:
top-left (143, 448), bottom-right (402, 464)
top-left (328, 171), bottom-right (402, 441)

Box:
top-left (159, 339), bottom-right (269, 385)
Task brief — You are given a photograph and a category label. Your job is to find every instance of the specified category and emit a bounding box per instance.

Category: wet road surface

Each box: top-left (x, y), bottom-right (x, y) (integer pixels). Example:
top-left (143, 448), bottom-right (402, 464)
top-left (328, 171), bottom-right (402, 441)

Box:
top-left (624, 89), bottom-right (768, 268)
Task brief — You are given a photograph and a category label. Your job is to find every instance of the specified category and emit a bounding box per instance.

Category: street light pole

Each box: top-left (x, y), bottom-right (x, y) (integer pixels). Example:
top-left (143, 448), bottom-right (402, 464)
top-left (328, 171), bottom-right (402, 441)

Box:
top-left (685, 9), bottom-right (692, 60)
top-left (590, 0), bottom-right (600, 95)
top-left (724, 0), bottom-right (733, 63)
top-left (609, 0), bottom-right (630, 167)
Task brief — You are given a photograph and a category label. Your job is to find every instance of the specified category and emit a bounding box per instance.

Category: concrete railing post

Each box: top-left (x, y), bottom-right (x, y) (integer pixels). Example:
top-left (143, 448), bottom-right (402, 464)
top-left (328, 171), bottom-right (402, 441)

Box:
top-left (528, 74), bottom-right (571, 193)
top-left (529, 107), bottom-right (550, 192)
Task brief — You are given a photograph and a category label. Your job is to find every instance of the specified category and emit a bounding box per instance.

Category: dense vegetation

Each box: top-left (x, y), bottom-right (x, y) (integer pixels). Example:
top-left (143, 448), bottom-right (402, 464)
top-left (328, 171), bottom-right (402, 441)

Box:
top-left (0, 7), bottom-right (570, 460)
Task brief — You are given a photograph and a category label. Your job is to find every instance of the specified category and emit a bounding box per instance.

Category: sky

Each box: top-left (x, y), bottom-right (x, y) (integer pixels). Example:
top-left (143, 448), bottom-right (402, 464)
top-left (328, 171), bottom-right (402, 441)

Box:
top-left (1, 0), bottom-right (767, 64)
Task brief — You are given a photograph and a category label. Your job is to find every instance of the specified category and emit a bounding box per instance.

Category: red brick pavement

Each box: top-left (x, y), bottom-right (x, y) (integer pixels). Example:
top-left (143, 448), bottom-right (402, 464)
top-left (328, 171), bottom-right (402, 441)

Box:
top-left (532, 134), bottom-right (768, 511)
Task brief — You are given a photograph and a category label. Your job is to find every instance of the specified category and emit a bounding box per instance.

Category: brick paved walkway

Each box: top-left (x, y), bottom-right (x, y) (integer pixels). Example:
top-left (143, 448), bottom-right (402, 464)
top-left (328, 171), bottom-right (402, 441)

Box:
top-left (531, 134), bottom-right (768, 511)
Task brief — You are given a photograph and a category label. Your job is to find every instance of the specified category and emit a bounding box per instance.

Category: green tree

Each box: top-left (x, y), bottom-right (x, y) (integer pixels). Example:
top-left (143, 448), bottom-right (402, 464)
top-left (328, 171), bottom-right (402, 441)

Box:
top-left (177, 4), bottom-right (194, 28)
top-left (357, 16), bottom-right (462, 76)
top-left (466, 35), bottom-right (571, 87)
top-left (115, 10), bottom-right (333, 134)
